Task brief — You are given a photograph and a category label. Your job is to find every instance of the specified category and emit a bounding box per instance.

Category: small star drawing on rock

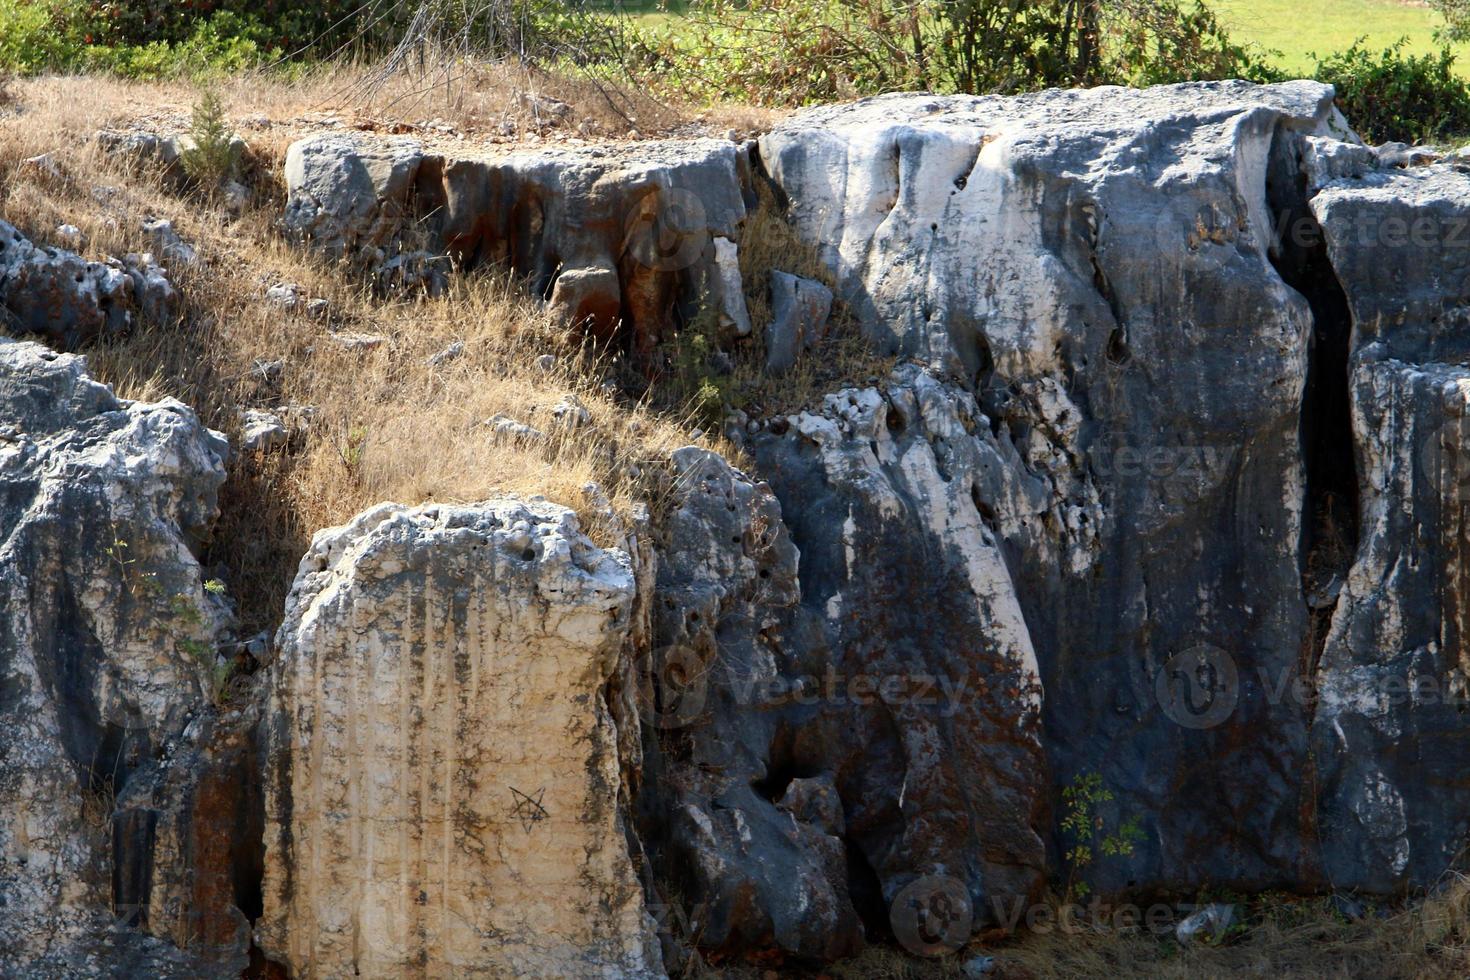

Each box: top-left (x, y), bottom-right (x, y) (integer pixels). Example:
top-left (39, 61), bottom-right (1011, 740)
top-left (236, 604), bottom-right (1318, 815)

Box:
top-left (509, 786), bottom-right (549, 833)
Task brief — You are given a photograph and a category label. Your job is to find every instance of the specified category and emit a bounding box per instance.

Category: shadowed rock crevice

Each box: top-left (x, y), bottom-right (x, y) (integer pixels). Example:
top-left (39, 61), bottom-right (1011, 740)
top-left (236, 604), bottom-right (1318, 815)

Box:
top-left (1268, 125), bottom-right (1361, 621)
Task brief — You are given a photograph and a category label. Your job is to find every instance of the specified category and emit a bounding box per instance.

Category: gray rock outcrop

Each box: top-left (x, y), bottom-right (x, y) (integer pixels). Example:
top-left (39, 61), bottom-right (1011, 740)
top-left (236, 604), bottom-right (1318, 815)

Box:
top-left (642, 447), bottom-right (863, 962)
top-left (759, 80), bottom-right (1348, 896)
top-left (0, 338), bottom-right (237, 975)
top-left (1309, 166), bottom-right (1470, 891)
top-left (764, 270), bottom-right (832, 375)
top-left (751, 366), bottom-right (1050, 928)
top-left (0, 220), bottom-right (180, 347)
top-left (283, 132), bottom-right (754, 354)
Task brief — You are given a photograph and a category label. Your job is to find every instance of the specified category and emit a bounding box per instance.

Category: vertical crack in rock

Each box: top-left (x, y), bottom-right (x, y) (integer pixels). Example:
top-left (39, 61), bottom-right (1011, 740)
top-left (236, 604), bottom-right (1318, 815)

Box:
top-left (259, 500), bottom-right (660, 978)
top-left (1266, 124), bottom-right (1362, 721)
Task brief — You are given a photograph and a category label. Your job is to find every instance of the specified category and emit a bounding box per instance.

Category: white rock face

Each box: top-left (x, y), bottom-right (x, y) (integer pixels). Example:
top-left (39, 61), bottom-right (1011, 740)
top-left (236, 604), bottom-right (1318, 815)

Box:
top-left (760, 80), bottom-right (1341, 377)
top-left (0, 338), bottom-right (231, 974)
top-left (260, 499), bottom-right (660, 979)
top-left (711, 236), bottom-right (752, 337)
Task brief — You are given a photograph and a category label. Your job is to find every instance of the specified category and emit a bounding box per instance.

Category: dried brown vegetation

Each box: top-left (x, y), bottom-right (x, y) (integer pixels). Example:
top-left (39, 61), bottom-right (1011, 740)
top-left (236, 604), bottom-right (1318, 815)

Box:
top-left (0, 72), bottom-right (726, 634)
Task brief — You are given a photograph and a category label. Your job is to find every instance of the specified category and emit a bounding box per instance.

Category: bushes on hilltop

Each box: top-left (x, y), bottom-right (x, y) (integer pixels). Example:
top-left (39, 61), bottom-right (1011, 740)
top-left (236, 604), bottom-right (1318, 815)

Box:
top-left (1313, 40), bottom-right (1470, 144)
top-left (628, 0), bottom-right (1282, 105)
top-left (0, 0), bottom-right (1468, 149)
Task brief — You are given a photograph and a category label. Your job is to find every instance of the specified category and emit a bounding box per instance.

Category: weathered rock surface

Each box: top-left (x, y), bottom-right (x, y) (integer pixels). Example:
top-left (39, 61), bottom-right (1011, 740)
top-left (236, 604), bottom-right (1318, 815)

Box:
top-left (642, 447), bottom-right (863, 962)
top-left (239, 408), bottom-right (287, 452)
top-left (259, 499), bottom-right (660, 978)
top-left (760, 80), bottom-right (1349, 896)
top-left (1310, 166), bottom-right (1470, 892)
top-left (283, 132), bottom-right (754, 353)
top-left (0, 220), bottom-right (180, 347)
top-left (0, 338), bottom-right (240, 975)
top-left (752, 366), bottom-right (1049, 928)
top-left (764, 270), bottom-right (832, 375)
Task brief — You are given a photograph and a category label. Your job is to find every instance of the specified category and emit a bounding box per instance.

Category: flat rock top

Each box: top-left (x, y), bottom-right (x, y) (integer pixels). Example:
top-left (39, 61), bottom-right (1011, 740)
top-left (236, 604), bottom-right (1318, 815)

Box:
top-left (768, 79), bottom-right (1336, 136)
top-left (1314, 163), bottom-right (1470, 209)
top-left (295, 127), bottom-right (740, 171)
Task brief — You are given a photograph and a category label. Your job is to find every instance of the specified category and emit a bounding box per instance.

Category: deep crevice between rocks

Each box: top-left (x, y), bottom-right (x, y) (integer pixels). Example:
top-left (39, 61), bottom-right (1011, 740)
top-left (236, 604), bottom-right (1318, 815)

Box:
top-left (1266, 129), bottom-right (1361, 720)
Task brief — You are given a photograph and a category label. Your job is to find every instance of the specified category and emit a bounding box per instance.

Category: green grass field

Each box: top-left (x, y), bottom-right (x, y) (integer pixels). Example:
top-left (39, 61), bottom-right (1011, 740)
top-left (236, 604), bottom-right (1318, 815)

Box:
top-left (1211, 0), bottom-right (1470, 75)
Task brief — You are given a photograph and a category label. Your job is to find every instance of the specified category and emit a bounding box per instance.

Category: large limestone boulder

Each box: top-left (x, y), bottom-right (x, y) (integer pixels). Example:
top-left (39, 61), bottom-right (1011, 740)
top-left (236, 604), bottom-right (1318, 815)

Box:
top-left (282, 132), bottom-right (753, 354)
top-left (0, 339), bottom-right (236, 975)
top-left (758, 80), bottom-right (1350, 895)
top-left (1309, 166), bottom-right (1470, 891)
top-left (259, 499), bottom-right (661, 978)
top-left (751, 366), bottom-right (1049, 932)
top-left (283, 134), bottom-right (425, 261)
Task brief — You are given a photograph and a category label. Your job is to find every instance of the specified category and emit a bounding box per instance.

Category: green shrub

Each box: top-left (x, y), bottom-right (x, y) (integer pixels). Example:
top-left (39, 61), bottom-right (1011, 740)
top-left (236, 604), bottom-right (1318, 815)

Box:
top-left (629, 0), bottom-right (1282, 106)
top-left (0, 0), bottom-right (89, 73)
top-left (1313, 39), bottom-right (1470, 144)
top-left (83, 0), bottom-right (356, 50)
top-left (1431, 0), bottom-right (1470, 43)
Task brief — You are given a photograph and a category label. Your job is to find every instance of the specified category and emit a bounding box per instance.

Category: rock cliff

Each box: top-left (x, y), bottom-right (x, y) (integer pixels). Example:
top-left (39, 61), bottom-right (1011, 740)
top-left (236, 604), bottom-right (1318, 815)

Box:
top-left (0, 338), bottom-right (239, 976)
top-left (7, 77), bottom-right (1470, 976)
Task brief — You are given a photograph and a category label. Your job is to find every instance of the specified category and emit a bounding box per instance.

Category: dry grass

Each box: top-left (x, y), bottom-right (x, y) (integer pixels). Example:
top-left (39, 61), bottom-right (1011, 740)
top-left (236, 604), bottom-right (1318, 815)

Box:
top-left (0, 56), bottom-right (776, 158)
top-left (985, 881), bottom-right (1470, 980)
top-left (0, 73), bottom-right (720, 634)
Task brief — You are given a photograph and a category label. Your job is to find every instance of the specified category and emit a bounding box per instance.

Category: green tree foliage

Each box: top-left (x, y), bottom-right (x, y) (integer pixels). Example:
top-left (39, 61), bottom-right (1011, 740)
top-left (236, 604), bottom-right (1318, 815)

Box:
top-left (631, 0), bottom-right (1280, 105)
top-left (180, 87), bottom-right (240, 187)
top-left (1430, 0), bottom-right (1470, 43)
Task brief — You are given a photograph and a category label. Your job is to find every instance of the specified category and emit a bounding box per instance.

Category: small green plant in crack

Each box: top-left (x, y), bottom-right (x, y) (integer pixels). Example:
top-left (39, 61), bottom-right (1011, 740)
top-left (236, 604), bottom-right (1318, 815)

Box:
top-left (337, 424), bottom-right (369, 480)
top-left (104, 535), bottom-right (133, 573)
top-left (666, 299), bottom-right (736, 429)
top-left (105, 526), bottom-right (163, 598)
top-left (1061, 771), bottom-right (1145, 900)
top-left (166, 588), bottom-right (236, 705)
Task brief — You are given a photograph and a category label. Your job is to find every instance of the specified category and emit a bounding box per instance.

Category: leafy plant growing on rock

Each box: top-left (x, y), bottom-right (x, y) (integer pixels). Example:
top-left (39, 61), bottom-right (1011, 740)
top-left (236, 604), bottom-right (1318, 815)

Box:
top-left (1061, 771), bottom-right (1145, 899)
top-left (666, 301), bottom-right (733, 428)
